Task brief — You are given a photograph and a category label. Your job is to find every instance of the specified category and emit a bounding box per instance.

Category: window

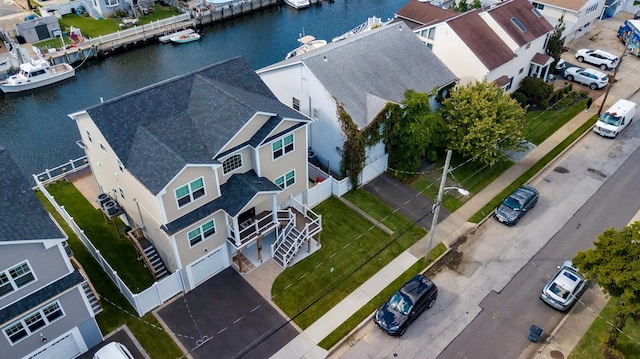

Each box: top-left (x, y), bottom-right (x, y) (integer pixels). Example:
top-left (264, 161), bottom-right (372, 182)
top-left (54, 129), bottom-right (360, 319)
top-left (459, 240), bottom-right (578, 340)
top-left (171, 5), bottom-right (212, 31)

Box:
top-left (0, 261), bottom-right (35, 297)
top-left (427, 43), bottom-right (433, 50)
top-left (85, 129), bottom-right (92, 143)
top-left (272, 134), bottom-right (294, 160)
top-left (104, 0), bottom-right (119, 6)
top-left (504, 77), bottom-right (514, 91)
top-left (175, 178), bottom-right (205, 207)
top-left (292, 97), bottom-right (300, 111)
top-left (99, 142), bottom-right (106, 152)
top-left (519, 68), bottom-right (524, 74)
top-left (188, 220), bottom-right (216, 247)
top-left (117, 159), bottom-right (124, 171)
top-left (532, 2), bottom-right (544, 10)
top-left (118, 187), bottom-right (125, 200)
top-left (223, 154), bottom-right (242, 174)
top-left (427, 27), bottom-right (435, 40)
top-left (511, 17), bottom-right (527, 33)
top-left (313, 108), bottom-right (319, 119)
top-left (275, 170), bottom-right (295, 189)
top-left (526, 42), bottom-right (531, 49)
top-left (3, 302), bottom-right (64, 344)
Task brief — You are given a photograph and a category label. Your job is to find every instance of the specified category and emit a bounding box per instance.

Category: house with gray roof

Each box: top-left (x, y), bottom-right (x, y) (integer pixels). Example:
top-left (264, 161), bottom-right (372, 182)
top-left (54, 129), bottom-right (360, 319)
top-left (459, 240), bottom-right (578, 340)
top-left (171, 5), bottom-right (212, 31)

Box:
top-left (393, 0), bottom-right (554, 92)
top-left (69, 57), bottom-right (322, 292)
top-left (0, 146), bottom-right (102, 359)
top-left (257, 22), bottom-right (457, 185)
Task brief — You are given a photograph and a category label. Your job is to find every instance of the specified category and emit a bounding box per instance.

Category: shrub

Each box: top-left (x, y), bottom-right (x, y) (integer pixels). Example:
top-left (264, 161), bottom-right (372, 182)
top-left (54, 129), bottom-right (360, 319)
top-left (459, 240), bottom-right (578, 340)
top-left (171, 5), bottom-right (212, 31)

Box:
top-left (518, 76), bottom-right (554, 100)
top-left (511, 91), bottom-right (527, 107)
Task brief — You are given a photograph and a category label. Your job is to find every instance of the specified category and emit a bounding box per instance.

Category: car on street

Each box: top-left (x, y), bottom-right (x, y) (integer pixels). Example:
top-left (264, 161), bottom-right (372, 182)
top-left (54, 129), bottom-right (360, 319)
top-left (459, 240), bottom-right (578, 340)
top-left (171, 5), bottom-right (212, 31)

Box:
top-left (575, 48), bottom-right (618, 70)
top-left (494, 185), bottom-right (539, 226)
top-left (374, 274), bottom-right (438, 336)
top-left (563, 67), bottom-right (609, 89)
top-left (93, 342), bottom-right (134, 359)
top-left (540, 260), bottom-right (588, 312)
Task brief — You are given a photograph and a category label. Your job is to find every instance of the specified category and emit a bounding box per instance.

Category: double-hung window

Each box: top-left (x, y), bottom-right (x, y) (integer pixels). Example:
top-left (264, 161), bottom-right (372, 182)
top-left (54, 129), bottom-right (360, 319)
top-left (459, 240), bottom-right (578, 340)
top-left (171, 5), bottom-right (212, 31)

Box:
top-left (188, 220), bottom-right (216, 247)
top-left (0, 261), bottom-right (35, 298)
top-left (175, 178), bottom-right (205, 207)
top-left (4, 302), bottom-right (64, 344)
top-left (275, 170), bottom-right (295, 189)
top-left (272, 134), bottom-right (294, 160)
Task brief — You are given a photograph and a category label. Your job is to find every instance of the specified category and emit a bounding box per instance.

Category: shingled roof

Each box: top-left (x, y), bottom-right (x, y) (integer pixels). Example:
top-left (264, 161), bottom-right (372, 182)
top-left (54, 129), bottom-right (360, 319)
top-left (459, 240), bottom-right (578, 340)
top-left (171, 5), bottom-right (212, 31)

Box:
top-left (486, 0), bottom-right (554, 47)
top-left (83, 57), bottom-right (308, 195)
top-left (260, 22), bottom-right (457, 130)
top-left (0, 146), bottom-right (66, 242)
top-left (535, 0), bottom-right (588, 12)
top-left (392, 0), bottom-right (458, 29)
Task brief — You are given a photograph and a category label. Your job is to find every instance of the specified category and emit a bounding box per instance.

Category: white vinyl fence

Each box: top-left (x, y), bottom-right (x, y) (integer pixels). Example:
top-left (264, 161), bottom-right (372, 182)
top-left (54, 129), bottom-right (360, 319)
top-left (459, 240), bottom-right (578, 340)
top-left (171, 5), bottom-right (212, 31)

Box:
top-left (34, 174), bottom-right (184, 316)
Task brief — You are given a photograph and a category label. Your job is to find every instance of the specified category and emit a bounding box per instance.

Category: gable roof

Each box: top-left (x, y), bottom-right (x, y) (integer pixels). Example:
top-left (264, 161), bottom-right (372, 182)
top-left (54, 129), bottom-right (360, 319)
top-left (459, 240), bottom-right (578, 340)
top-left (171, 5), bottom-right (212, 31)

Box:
top-left (447, 11), bottom-right (515, 71)
top-left (83, 57), bottom-right (309, 195)
top-left (0, 146), bottom-right (66, 242)
top-left (485, 0), bottom-right (553, 47)
top-left (392, 0), bottom-right (458, 29)
top-left (261, 22), bottom-right (456, 130)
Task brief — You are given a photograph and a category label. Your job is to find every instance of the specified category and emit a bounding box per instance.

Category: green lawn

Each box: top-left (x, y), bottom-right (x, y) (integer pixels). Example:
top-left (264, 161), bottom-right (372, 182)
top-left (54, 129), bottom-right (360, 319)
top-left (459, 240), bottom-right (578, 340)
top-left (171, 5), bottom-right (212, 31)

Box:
top-left (44, 181), bottom-right (155, 291)
top-left (36, 185), bottom-right (183, 359)
top-left (569, 298), bottom-right (640, 359)
top-left (272, 194), bottom-right (427, 329)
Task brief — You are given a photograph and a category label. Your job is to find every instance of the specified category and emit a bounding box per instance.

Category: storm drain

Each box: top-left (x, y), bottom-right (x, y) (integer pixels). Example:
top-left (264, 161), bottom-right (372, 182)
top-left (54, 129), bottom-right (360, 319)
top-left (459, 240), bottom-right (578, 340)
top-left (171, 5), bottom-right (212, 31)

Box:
top-left (587, 168), bottom-right (607, 178)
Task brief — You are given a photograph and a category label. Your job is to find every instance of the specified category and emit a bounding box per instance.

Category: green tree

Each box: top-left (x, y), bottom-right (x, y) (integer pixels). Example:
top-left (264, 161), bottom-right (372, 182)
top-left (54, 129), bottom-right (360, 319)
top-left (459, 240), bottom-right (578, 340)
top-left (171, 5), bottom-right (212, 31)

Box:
top-left (452, 0), bottom-right (468, 12)
top-left (384, 90), bottom-right (445, 180)
top-left (441, 82), bottom-right (526, 166)
top-left (572, 222), bottom-right (640, 357)
top-left (546, 15), bottom-right (566, 70)
top-left (470, 0), bottom-right (482, 9)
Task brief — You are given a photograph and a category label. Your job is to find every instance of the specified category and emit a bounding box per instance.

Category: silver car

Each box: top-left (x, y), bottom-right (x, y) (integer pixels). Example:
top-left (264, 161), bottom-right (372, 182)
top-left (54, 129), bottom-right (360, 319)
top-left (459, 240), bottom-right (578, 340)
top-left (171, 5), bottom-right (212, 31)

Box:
top-left (540, 260), bottom-right (588, 312)
top-left (563, 67), bottom-right (608, 89)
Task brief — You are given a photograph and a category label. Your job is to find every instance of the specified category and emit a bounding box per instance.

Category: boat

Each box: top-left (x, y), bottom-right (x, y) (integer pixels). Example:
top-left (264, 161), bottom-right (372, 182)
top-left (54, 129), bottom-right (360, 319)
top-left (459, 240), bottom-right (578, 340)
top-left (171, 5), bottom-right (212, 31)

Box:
top-left (332, 16), bottom-right (384, 42)
top-left (0, 57), bottom-right (75, 93)
top-left (170, 33), bottom-right (201, 44)
top-left (284, 0), bottom-right (310, 9)
top-left (285, 35), bottom-right (327, 59)
top-left (159, 29), bottom-right (195, 44)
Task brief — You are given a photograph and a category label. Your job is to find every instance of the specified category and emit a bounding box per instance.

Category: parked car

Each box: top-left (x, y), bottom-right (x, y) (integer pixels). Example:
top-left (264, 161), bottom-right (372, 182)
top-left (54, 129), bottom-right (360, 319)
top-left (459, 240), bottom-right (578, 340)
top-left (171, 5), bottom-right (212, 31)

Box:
top-left (563, 67), bottom-right (608, 89)
top-left (575, 49), bottom-right (618, 70)
top-left (540, 260), bottom-right (588, 312)
top-left (494, 185), bottom-right (539, 226)
top-left (374, 274), bottom-right (438, 336)
top-left (554, 58), bottom-right (566, 73)
top-left (93, 342), bottom-right (134, 359)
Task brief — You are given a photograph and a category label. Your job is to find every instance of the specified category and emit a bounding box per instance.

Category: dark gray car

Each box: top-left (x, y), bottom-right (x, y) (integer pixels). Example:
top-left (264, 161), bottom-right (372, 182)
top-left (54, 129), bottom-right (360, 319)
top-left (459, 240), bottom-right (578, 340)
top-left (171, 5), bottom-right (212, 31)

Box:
top-left (494, 185), bottom-right (539, 226)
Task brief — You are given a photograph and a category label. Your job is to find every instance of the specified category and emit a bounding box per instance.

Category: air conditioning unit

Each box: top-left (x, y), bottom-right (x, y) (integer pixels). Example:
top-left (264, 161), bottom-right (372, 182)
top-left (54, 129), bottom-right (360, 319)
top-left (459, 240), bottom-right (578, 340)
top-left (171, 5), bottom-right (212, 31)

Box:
top-left (97, 193), bottom-right (124, 218)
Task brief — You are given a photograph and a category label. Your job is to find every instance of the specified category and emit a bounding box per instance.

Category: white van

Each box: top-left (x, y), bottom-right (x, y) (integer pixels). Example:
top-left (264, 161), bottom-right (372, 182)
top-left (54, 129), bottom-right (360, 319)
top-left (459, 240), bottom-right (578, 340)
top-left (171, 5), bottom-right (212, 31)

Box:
top-left (594, 99), bottom-right (636, 138)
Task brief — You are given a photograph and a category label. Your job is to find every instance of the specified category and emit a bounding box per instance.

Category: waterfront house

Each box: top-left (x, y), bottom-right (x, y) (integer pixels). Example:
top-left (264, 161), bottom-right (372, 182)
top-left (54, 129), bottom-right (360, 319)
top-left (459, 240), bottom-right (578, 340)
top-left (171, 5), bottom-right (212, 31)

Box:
top-left (257, 22), bottom-right (457, 186)
top-left (0, 146), bottom-right (102, 359)
top-left (524, 0), bottom-right (606, 45)
top-left (393, 0), bottom-right (554, 92)
top-left (69, 57), bottom-right (321, 292)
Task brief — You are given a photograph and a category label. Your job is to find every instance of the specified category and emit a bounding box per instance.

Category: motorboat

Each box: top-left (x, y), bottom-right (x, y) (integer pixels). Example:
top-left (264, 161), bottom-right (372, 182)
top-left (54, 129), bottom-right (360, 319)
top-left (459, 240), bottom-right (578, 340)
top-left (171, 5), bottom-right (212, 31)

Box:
top-left (285, 35), bottom-right (327, 59)
top-left (0, 57), bottom-right (75, 93)
top-left (284, 0), bottom-right (310, 9)
top-left (170, 32), bottom-right (201, 44)
top-left (332, 17), bottom-right (384, 42)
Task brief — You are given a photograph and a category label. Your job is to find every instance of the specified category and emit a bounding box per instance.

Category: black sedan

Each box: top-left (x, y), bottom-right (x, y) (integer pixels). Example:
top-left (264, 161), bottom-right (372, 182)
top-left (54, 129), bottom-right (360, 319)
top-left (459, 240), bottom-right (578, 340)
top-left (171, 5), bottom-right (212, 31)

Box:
top-left (494, 185), bottom-right (539, 226)
top-left (373, 274), bottom-right (438, 336)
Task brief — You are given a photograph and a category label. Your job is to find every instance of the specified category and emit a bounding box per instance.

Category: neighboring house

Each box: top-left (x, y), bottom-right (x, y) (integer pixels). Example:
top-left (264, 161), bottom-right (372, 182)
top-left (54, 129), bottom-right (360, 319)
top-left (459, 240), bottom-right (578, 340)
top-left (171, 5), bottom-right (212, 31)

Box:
top-left (393, 0), bottom-right (554, 93)
top-left (257, 23), bottom-right (457, 186)
top-left (0, 146), bottom-right (103, 359)
top-left (525, 0), bottom-right (606, 45)
top-left (69, 57), bottom-right (321, 292)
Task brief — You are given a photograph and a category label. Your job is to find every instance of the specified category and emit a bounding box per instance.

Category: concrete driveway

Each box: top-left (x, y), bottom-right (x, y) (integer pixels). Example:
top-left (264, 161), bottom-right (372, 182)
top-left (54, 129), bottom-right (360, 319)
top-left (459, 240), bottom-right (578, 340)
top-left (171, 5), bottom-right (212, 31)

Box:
top-left (156, 268), bottom-right (298, 359)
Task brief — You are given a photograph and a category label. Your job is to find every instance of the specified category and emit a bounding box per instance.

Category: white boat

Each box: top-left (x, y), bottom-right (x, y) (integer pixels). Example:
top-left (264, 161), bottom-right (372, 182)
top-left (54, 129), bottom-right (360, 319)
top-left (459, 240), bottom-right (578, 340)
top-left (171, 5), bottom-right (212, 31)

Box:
top-left (170, 32), bottom-right (201, 44)
top-left (159, 28), bottom-right (195, 44)
top-left (0, 57), bottom-right (75, 93)
top-left (332, 17), bottom-right (384, 42)
top-left (285, 35), bottom-right (327, 59)
top-left (285, 0), bottom-right (310, 9)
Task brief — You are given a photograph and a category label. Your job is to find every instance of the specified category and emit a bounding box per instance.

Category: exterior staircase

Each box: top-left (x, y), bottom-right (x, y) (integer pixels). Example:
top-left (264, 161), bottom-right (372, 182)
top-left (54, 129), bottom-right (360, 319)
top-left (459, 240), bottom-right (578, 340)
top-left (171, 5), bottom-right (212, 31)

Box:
top-left (273, 226), bottom-right (305, 268)
top-left (272, 205), bottom-right (322, 268)
top-left (142, 244), bottom-right (169, 280)
top-left (82, 282), bottom-right (102, 315)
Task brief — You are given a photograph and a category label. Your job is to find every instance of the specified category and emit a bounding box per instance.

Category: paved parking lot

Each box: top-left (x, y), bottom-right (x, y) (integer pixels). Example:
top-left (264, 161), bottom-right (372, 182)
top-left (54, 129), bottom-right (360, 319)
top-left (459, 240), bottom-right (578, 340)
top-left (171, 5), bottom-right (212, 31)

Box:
top-left (156, 268), bottom-right (298, 359)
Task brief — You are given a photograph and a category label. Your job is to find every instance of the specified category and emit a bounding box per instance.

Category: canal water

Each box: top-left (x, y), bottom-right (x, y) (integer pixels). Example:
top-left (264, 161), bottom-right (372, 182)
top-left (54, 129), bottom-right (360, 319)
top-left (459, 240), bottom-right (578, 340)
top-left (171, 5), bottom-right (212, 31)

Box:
top-left (0, 0), bottom-right (405, 177)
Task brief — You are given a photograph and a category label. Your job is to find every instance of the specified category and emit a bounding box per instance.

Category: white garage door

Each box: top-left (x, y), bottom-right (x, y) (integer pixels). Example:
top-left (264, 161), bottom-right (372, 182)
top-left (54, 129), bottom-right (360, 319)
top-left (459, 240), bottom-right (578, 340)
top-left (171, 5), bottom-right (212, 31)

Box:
top-left (25, 332), bottom-right (80, 359)
top-left (189, 247), bottom-right (226, 287)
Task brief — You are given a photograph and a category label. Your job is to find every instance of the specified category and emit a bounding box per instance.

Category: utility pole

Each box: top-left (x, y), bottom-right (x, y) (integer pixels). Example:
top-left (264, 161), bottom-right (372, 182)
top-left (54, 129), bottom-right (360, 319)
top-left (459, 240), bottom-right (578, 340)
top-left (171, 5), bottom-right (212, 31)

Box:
top-left (425, 149), bottom-right (452, 262)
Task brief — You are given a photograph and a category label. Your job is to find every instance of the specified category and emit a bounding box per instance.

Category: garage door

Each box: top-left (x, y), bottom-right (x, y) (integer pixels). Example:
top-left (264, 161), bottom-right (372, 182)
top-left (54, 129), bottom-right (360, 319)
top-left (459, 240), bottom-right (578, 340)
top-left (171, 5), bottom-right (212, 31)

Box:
top-left (189, 246), bottom-right (226, 287)
top-left (25, 332), bottom-right (80, 359)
